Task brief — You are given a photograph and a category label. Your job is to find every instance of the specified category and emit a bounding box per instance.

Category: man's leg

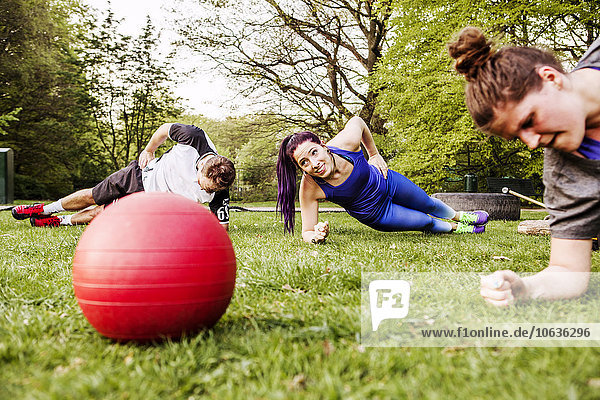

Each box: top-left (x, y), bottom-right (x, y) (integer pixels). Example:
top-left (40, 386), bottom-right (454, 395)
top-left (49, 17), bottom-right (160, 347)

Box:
top-left (21, 160), bottom-right (143, 226)
top-left (12, 188), bottom-right (97, 220)
top-left (31, 187), bottom-right (111, 226)
top-left (59, 188), bottom-right (97, 211)
top-left (30, 203), bottom-right (105, 227)
top-left (70, 204), bottom-right (105, 225)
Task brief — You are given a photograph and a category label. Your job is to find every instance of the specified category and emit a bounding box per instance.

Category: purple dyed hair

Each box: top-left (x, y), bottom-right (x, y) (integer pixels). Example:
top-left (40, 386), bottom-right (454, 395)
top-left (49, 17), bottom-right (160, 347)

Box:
top-left (276, 131), bottom-right (322, 233)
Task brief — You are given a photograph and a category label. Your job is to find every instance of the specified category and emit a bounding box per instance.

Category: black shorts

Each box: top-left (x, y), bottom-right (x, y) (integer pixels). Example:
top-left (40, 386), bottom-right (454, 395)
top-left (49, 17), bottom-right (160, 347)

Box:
top-left (92, 160), bottom-right (144, 206)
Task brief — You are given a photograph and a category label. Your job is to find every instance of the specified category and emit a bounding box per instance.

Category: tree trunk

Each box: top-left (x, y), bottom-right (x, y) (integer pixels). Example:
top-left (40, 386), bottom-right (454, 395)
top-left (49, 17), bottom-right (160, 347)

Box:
top-left (517, 220), bottom-right (550, 235)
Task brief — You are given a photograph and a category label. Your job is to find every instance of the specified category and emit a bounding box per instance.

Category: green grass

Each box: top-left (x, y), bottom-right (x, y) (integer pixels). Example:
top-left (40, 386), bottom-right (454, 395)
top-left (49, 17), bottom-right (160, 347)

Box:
top-left (1, 206), bottom-right (599, 399)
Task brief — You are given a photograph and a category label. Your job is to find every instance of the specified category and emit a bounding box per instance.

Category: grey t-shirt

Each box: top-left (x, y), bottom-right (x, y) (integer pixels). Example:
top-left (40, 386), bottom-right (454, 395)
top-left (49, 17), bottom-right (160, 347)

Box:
top-left (544, 149), bottom-right (600, 239)
top-left (543, 37), bottom-right (600, 239)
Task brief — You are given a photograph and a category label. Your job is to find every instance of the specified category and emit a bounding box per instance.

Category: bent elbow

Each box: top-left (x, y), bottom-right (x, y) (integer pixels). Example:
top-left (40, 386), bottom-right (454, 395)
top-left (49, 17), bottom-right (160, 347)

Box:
top-left (570, 272), bottom-right (591, 298)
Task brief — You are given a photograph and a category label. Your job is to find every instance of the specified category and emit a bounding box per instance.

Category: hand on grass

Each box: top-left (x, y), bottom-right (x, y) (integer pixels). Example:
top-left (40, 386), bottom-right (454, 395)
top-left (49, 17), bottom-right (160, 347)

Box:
top-left (138, 150), bottom-right (155, 168)
top-left (368, 154), bottom-right (388, 179)
top-left (312, 221), bottom-right (329, 244)
top-left (480, 270), bottom-right (528, 307)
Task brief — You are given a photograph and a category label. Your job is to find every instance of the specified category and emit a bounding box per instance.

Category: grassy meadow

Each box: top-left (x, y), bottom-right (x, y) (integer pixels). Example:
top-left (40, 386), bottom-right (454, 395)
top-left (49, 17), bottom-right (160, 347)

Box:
top-left (1, 204), bottom-right (599, 399)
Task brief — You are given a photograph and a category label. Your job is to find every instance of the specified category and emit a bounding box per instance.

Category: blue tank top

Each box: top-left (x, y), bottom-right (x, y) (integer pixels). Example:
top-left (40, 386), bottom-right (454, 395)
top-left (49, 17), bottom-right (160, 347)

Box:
top-left (312, 146), bottom-right (387, 223)
top-left (577, 136), bottom-right (600, 160)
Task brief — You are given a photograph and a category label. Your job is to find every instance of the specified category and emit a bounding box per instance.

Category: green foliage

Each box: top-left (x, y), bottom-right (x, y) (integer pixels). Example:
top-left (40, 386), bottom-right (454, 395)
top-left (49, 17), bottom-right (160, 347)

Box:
top-left (373, 0), bottom-right (599, 193)
top-left (180, 113), bottom-right (296, 201)
top-left (372, 0), bottom-right (540, 192)
top-left (0, 2), bottom-right (185, 200)
top-left (80, 11), bottom-right (183, 171)
top-left (0, 0), bottom-right (97, 199)
top-left (178, 115), bottom-right (254, 160)
top-left (478, 1), bottom-right (600, 52)
top-left (0, 108), bottom-right (20, 135)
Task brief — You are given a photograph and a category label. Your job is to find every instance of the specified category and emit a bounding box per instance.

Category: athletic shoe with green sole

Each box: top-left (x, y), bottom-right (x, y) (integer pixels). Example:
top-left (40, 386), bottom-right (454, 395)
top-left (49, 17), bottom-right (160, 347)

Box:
top-left (455, 222), bottom-right (485, 234)
top-left (458, 210), bottom-right (489, 225)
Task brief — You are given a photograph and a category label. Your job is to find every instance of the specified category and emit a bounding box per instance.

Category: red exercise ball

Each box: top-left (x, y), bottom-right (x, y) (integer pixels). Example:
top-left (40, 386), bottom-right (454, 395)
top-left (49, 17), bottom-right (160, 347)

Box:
top-left (72, 192), bottom-right (236, 341)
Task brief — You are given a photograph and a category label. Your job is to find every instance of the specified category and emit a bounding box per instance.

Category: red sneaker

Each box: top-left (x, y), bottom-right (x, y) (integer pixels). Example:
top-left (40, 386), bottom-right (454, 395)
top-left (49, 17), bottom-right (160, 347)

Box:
top-left (30, 216), bottom-right (60, 227)
top-left (12, 203), bottom-right (45, 220)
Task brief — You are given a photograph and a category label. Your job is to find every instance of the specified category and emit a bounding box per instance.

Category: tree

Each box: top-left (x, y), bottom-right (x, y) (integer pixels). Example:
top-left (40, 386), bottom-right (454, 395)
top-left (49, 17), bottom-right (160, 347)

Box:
top-left (178, 113), bottom-right (294, 201)
top-left (0, 0), bottom-right (95, 198)
top-left (122, 16), bottom-right (184, 163)
top-left (176, 0), bottom-right (392, 137)
top-left (81, 11), bottom-right (183, 171)
top-left (372, 0), bottom-right (599, 192)
top-left (481, 1), bottom-right (600, 54)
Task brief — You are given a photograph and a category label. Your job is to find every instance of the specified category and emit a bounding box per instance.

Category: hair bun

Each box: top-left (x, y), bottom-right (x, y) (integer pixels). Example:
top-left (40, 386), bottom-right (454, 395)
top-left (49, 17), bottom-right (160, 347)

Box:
top-left (448, 27), bottom-right (493, 81)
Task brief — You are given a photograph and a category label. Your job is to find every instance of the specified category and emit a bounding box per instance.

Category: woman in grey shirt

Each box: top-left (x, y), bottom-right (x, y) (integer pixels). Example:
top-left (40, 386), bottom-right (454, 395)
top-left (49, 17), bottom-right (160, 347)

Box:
top-left (448, 27), bottom-right (600, 305)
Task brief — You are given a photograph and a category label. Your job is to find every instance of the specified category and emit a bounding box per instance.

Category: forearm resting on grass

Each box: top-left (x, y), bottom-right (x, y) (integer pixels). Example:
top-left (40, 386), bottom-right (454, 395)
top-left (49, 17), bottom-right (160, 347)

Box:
top-left (524, 238), bottom-right (592, 299)
top-left (299, 201), bottom-right (329, 244)
top-left (481, 238), bottom-right (592, 306)
top-left (299, 178), bottom-right (329, 244)
top-left (302, 221), bottom-right (329, 244)
top-left (139, 123), bottom-right (172, 167)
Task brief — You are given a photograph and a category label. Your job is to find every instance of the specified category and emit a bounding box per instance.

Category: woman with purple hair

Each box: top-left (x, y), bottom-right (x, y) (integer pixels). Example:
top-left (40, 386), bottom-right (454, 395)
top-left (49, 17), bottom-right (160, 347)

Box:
top-left (276, 116), bottom-right (489, 243)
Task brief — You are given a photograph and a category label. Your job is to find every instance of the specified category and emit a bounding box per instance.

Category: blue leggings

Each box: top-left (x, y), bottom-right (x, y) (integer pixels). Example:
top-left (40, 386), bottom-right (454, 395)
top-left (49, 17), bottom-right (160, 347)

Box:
top-left (367, 170), bottom-right (455, 233)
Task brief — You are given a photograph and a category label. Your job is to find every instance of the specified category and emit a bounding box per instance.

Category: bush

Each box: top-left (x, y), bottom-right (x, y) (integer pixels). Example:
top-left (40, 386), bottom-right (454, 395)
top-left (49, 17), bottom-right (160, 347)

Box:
top-left (232, 183), bottom-right (278, 202)
top-left (14, 174), bottom-right (49, 200)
